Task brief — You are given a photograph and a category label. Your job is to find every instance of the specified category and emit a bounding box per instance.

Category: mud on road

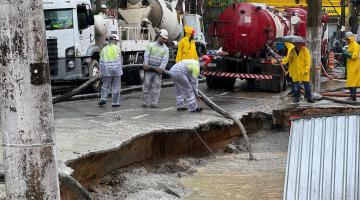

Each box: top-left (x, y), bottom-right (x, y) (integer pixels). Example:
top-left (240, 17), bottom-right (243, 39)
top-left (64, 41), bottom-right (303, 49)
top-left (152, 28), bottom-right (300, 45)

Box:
top-left (88, 128), bottom-right (289, 200)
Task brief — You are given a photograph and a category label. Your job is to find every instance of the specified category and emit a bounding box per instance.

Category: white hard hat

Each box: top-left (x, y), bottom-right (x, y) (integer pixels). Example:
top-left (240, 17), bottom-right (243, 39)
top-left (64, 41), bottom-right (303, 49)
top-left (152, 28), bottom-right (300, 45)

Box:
top-left (159, 29), bottom-right (168, 39)
top-left (345, 31), bottom-right (354, 39)
top-left (101, 4), bottom-right (107, 9)
top-left (109, 34), bottom-right (119, 41)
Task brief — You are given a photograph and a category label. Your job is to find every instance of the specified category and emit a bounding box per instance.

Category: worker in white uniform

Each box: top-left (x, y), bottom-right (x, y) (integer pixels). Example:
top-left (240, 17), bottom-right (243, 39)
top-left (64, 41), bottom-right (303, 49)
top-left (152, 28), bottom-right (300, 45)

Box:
top-left (142, 29), bottom-right (169, 108)
top-left (99, 4), bottom-right (108, 18)
top-left (98, 34), bottom-right (123, 107)
top-left (166, 55), bottom-right (211, 112)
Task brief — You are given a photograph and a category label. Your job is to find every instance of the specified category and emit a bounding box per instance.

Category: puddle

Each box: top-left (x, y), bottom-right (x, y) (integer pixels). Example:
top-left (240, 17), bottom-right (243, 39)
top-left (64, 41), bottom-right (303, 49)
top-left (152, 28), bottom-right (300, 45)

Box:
top-left (180, 130), bottom-right (289, 200)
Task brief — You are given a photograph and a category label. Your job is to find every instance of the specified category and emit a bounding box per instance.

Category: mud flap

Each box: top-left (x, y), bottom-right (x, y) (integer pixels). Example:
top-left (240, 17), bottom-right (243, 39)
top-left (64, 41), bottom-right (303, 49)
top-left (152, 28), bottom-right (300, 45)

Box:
top-left (260, 64), bottom-right (286, 92)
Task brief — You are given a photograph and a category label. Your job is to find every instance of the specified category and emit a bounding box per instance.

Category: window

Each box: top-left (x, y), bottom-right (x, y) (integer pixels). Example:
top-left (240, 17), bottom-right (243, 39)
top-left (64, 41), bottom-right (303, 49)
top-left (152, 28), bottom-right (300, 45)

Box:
top-left (77, 5), bottom-right (94, 31)
top-left (77, 5), bottom-right (88, 30)
top-left (44, 9), bottom-right (73, 30)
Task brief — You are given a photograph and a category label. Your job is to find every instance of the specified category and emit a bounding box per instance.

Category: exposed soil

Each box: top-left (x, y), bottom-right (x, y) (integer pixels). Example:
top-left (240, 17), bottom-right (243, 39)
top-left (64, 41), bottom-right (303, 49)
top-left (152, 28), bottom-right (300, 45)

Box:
top-left (87, 126), bottom-right (288, 200)
top-left (88, 158), bottom-right (208, 199)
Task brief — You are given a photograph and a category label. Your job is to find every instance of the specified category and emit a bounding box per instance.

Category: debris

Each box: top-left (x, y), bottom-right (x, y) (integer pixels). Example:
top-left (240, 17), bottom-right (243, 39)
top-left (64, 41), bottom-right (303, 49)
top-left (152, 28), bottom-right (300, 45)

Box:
top-left (224, 144), bottom-right (237, 153)
top-left (164, 186), bottom-right (181, 198)
top-left (114, 115), bottom-right (124, 120)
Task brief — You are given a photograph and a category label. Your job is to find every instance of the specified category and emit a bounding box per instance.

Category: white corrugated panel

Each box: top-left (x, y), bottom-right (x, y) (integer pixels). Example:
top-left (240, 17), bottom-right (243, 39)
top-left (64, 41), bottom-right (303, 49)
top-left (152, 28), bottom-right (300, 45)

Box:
top-left (284, 115), bottom-right (360, 200)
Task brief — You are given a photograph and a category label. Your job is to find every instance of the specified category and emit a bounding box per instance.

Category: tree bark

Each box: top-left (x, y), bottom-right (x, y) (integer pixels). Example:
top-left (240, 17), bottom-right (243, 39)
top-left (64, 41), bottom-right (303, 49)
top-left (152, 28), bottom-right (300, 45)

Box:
top-left (0, 1), bottom-right (60, 199)
top-left (306, 0), bottom-right (322, 94)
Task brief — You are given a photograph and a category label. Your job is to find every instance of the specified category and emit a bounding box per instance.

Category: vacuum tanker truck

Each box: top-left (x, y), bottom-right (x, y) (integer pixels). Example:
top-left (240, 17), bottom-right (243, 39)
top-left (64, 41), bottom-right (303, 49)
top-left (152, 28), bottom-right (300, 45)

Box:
top-left (204, 3), bottom-right (327, 92)
top-left (43, 0), bottom-right (206, 90)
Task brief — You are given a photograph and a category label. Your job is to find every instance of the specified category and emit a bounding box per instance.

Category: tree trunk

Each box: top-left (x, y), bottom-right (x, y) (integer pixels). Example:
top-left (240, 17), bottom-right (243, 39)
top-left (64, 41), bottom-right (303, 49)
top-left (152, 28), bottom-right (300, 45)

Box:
top-left (306, 0), bottom-right (322, 94)
top-left (0, 1), bottom-right (60, 199)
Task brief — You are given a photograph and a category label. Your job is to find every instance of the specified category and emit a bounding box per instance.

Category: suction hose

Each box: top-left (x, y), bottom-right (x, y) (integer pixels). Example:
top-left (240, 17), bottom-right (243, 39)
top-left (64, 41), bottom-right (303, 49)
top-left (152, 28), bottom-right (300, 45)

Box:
top-left (197, 90), bottom-right (255, 160)
top-left (163, 70), bottom-right (254, 160)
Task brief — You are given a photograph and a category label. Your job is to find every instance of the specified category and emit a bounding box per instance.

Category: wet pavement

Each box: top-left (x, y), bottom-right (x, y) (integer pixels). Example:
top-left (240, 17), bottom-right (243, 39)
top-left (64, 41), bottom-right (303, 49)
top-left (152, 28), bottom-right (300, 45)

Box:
top-left (50, 81), bottom-right (287, 163)
top-left (0, 78), bottom-right (358, 199)
top-left (0, 80), bottom-right (355, 167)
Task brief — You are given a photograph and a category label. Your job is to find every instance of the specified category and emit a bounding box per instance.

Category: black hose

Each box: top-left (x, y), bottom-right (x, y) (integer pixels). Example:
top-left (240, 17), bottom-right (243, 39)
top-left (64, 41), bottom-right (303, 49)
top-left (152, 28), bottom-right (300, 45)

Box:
top-left (319, 96), bottom-right (360, 106)
top-left (0, 172), bottom-right (92, 200)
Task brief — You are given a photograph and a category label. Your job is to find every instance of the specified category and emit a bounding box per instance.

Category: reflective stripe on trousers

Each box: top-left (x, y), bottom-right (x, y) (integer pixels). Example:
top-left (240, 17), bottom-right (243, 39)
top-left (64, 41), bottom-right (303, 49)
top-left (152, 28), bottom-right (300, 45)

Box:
top-left (142, 72), bottom-right (162, 106)
top-left (100, 76), bottom-right (121, 105)
top-left (170, 71), bottom-right (197, 111)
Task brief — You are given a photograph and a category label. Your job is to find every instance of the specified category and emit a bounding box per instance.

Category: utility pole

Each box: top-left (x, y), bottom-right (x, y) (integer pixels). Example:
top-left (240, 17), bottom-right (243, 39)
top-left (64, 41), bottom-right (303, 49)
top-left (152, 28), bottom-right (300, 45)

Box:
top-left (306, 0), bottom-right (322, 94)
top-left (0, 1), bottom-right (60, 199)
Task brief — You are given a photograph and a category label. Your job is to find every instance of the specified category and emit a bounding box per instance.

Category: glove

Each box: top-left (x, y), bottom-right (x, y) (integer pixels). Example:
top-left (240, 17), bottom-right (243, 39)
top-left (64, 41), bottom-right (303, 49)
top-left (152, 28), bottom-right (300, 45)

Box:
top-left (343, 50), bottom-right (352, 58)
top-left (155, 68), bottom-right (164, 74)
top-left (196, 95), bottom-right (200, 101)
top-left (143, 65), bottom-right (149, 71)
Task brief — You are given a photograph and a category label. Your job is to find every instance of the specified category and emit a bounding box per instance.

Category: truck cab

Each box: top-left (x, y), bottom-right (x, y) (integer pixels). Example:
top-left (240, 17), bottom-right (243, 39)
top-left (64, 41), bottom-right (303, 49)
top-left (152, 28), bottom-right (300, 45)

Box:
top-left (43, 0), bottom-right (100, 84)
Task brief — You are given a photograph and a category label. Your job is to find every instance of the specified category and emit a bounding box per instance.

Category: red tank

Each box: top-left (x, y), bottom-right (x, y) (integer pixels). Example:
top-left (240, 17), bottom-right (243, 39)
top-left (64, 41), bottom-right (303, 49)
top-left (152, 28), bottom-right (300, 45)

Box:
top-left (212, 3), bottom-right (278, 56)
top-left (211, 3), bottom-right (308, 56)
top-left (284, 7), bottom-right (307, 38)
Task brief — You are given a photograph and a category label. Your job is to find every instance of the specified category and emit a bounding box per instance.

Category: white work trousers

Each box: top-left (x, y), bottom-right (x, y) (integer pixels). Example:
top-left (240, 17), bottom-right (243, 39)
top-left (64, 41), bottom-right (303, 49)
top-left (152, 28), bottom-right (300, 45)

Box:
top-left (171, 72), bottom-right (197, 111)
top-left (142, 72), bottom-right (162, 106)
top-left (100, 76), bottom-right (121, 105)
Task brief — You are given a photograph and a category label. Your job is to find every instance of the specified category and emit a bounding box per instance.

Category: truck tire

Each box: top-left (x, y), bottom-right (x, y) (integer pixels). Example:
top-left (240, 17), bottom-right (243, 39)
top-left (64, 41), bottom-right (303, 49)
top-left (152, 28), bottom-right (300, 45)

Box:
top-left (206, 76), bottom-right (220, 89)
top-left (206, 76), bottom-right (235, 89)
top-left (221, 77), bottom-right (236, 89)
top-left (164, 59), bottom-right (176, 79)
top-left (266, 74), bottom-right (285, 92)
top-left (132, 55), bottom-right (145, 85)
top-left (260, 64), bottom-right (286, 92)
top-left (89, 60), bottom-right (101, 93)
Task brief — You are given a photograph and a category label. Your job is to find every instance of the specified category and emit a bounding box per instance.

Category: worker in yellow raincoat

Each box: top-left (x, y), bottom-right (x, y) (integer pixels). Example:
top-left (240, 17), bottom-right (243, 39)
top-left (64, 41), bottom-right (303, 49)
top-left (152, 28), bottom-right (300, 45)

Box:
top-left (343, 32), bottom-right (360, 101)
top-left (176, 26), bottom-right (198, 62)
top-left (282, 40), bottom-right (315, 103)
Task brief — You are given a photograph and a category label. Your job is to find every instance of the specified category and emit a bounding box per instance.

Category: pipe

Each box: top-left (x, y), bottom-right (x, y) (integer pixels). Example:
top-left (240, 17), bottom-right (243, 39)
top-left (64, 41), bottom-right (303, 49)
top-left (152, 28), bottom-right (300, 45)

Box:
top-left (59, 172), bottom-right (92, 200)
top-left (197, 90), bottom-right (255, 160)
top-left (320, 63), bottom-right (343, 81)
top-left (53, 76), bottom-right (101, 104)
top-left (265, 44), bottom-right (287, 75)
top-left (319, 96), bottom-right (360, 106)
top-left (320, 92), bottom-right (360, 97)
top-left (0, 171), bottom-right (91, 200)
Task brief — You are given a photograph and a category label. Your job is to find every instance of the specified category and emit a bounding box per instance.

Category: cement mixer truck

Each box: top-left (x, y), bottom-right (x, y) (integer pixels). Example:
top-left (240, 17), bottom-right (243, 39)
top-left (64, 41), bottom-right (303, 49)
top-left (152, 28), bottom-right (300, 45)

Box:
top-left (43, 0), bottom-right (206, 90)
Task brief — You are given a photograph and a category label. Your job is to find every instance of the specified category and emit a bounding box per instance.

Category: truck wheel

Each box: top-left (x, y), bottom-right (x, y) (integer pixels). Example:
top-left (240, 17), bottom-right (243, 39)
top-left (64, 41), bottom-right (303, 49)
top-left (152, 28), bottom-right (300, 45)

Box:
top-left (206, 76), bottom-right (226, 89)
top-left (127, 55), bottom-right (144, 85)
top-left (206, 76), bottom-right (218, 89)
top-left (221, 77), bottom-right (236, 89)
top-left (89, 60), bottom-right (101, 93)
top-left (260, 64), bottom-right (285, 93)
top-left (282, 76), bottom-right (288, 91)
top-left (132, 69), bottom-right (144, 85)
top-left (268, 74), bottom-right (284, 92)
top-left (164, 60), bottom-right (176, 79)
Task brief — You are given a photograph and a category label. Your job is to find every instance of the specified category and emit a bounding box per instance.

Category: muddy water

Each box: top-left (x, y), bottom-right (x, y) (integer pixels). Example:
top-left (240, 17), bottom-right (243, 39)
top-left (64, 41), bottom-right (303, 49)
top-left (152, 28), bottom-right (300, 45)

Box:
top-left (180, 131), bottom-right (289, 200)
